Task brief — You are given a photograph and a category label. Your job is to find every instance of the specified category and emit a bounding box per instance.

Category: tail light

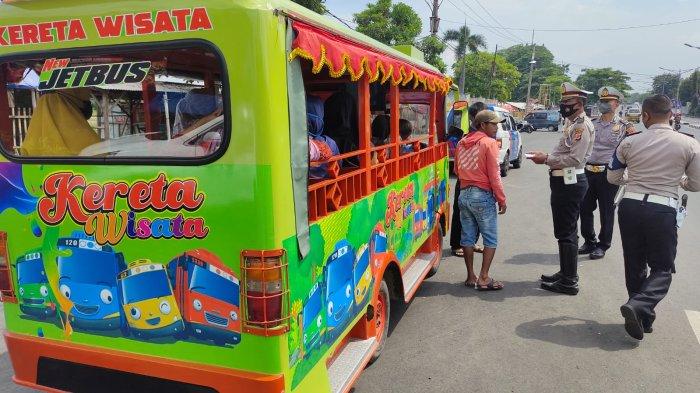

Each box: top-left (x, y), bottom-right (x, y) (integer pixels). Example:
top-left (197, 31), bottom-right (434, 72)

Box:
top-left (240, 249), bottom-right (290, 336)
top-left (0, 232), bottom-right (16, 303)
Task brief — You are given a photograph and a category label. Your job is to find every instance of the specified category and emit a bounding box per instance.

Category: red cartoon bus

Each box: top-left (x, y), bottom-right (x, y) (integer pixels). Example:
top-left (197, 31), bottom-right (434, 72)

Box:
top-left (167, 249), bottom-right (241, 346)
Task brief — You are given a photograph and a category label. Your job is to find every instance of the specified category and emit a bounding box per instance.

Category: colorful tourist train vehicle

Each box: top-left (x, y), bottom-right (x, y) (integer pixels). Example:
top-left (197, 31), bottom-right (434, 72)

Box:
top-left (0, 1), bottom-right (451, 392)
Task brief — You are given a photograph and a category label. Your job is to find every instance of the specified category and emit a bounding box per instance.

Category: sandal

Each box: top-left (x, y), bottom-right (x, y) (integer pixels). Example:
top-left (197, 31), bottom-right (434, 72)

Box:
top-left (452, 248), bottom-right (464, 257)
top-left (477, 278), bottom-right (504, 291)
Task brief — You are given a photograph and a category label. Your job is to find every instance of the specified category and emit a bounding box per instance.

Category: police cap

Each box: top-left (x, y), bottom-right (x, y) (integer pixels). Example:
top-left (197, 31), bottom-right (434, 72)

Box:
top-left (560, 82), bottom-right (591, 101)
top-left (598, 86), bottom-right (624, 101)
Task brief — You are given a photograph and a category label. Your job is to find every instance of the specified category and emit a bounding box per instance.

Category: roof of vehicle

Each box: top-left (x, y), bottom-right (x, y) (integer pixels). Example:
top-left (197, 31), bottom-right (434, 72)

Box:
top-left (0, 0), bottom-right (442, 76)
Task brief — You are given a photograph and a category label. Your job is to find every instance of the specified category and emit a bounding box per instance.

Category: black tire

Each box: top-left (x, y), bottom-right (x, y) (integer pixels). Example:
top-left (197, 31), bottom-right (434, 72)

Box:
top-left (500, 155), bottom-right (509, 177)
top-left (554, 126), bottom-right (559, 132)
top-left (512, 147), bottom-right (523, 169)
top-left (426, 226), bottom-right (443, 278)
top-left (369, 279), bottom-right (390, 364)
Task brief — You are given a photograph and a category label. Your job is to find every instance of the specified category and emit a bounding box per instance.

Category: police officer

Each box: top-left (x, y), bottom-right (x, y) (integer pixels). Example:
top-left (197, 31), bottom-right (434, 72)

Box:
top-left (578, 87), bottom-right (636, 260)
top-left (528, 82), bottom-right (595, 295)
top-left (608, 94), bottom-right (700, 340)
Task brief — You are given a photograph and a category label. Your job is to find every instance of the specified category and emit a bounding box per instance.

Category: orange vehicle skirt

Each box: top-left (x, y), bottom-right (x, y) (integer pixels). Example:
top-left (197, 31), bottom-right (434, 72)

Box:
top-left (4, 332), bottom-right (285, 393)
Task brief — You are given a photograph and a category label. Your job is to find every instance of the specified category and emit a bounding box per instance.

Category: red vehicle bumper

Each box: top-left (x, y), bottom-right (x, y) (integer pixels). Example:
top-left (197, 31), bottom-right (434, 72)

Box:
top-left (4, 332), bottom-right (284, 393)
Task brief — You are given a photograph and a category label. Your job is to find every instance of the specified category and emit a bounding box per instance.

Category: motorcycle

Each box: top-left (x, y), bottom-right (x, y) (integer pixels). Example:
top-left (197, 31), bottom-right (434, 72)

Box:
top-left (673, 113), bottom-right (682, 131)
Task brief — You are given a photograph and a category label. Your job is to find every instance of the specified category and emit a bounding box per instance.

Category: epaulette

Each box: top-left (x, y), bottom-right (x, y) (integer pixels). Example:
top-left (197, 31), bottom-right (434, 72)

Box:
top-left (625, 131), bottom-right (642, 137)
top-left (680, 131), bottom-right (695, 139)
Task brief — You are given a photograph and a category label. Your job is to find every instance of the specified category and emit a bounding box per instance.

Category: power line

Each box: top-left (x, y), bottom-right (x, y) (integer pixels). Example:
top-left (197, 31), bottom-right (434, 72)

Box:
top-left (470, 0), bottom-right (526, 43)
top-left (443, 0), bottom-right (524, 45)
top-left (441, 17), bottom-right (700, 32)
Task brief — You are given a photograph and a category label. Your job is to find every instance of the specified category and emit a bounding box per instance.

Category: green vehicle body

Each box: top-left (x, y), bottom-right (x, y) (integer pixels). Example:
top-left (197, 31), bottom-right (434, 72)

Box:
top-left (0, 1), bottom-right (449, 392)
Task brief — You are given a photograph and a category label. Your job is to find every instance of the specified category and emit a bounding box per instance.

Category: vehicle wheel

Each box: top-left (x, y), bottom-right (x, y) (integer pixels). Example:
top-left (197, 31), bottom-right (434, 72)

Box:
top-left (554, 126), bottom-right (559, 132)
top-left (500, 156), bottom-right (509, 177)
top-left (369, 279), bottom-right (390, 364)
top-left (527, 126), bottom-right (533, 134)
top-left (426, 226), bottom-right (443, 278)
top-left (547, 125), bottom-right (555, 132)
top-left (512, 147), bottom-right (523, 169)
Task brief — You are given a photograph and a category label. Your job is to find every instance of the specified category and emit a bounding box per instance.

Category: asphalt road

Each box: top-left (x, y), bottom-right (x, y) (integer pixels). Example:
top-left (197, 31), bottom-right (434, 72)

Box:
top-left (355, 124), bottom-right (700, 393)
top-left (1, 124), bottom-right (699, 393)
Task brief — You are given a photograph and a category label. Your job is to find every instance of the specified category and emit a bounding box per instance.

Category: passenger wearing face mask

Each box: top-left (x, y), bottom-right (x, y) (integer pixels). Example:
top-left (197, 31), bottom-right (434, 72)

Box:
top-left (527, 82), bottom-right (595, 295)
top-left (607, 94), bottom-right (700, 340)
top-left (578, 86), bottom-right (636, 260)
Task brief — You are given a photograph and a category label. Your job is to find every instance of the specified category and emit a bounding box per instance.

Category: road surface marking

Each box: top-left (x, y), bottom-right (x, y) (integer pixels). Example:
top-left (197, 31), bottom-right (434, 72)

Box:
top-left (685, 310), bottom-right (700, 345)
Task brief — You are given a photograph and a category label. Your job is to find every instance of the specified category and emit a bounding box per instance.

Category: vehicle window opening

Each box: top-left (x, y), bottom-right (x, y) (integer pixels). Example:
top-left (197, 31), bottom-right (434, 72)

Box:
top-left (298, 57), bottom-right (444, 222)
top-left (0, 44), bottom-right (227, 162)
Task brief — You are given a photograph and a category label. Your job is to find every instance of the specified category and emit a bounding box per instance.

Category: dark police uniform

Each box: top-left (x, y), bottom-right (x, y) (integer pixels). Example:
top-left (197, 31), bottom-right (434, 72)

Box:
top-left (608, 122), bottom-right (700, 339)
top-left (540, 83), bottom-right (595, 295)
top-left (579, 87), bottom-right (636, 259)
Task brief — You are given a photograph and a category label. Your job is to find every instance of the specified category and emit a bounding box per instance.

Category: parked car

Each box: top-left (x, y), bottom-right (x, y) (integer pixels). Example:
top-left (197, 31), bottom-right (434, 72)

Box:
top-left (516, 119), bottom-right (534, 133)
top-left (585, 104), bottom-right (601, 119)
top-left (625, 107), bottom-right (641, 123)
top-left (523, 110), bottom-right (561, 131)
top-left (489, 106), bottom-right (522, 176)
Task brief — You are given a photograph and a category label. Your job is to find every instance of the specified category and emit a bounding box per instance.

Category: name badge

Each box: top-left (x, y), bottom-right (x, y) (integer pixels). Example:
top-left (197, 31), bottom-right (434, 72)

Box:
top-left (564, 167), bottom-right (578, 185)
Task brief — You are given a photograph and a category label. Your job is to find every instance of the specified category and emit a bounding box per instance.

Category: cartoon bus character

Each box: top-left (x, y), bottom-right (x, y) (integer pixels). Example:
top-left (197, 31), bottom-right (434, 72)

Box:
top-left (323, 240), bottom-right (356, 342)
top-left (57, 232), bottom-right (126, 331)
top-left (118, 259), bottom-right (184, 339)
top-left (167, 249), bottom-right (241, 346)
top-left (301, 281), bottom-right (324, 354)
top-left (16, 249), bottom-right (57, 319)
top-left (353, 244), bottom-right (372, 306)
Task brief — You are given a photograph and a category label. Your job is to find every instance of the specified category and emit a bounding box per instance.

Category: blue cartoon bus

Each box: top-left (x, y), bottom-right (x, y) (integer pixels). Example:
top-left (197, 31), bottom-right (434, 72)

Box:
top-left (57, 232), bottom-right (127, 331)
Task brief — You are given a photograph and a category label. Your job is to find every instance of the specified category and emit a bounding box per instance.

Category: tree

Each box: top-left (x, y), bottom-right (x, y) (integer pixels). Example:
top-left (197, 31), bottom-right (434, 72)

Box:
top-left (574, 68), bottom-right (631, 102)
top-left (499, 44), bottom-right (569, 102)
top-left (679, 70), bottom-right (700, 116)
top-left (443, 26), bottom-right (487, 59)
top-left (291, 0), bottom-right (326, 14)
top-left (652, 73), bottom-right (680, 96)
top-left (353, 0), bottom-right (422, 46)
top-left (443, 26), bottom-right (486, 93)
top-left (416, 36), bottom-right (447, 73)
top-left (452, 51), bottom-right (521, 101)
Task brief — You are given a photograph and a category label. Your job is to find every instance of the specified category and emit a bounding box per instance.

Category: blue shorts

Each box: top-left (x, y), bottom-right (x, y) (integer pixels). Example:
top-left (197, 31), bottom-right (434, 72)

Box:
top-left (458, 186), bottom-right (498, 248)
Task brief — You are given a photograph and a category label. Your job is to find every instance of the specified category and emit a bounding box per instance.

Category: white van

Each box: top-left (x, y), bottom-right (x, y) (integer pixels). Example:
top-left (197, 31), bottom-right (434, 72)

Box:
top-left (489, 106), bottom-right (523, 177)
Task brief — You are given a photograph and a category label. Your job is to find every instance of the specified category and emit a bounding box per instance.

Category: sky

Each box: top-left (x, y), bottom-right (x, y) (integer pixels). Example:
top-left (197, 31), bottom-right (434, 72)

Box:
top-left (325, 0), bottom-right (700, 93)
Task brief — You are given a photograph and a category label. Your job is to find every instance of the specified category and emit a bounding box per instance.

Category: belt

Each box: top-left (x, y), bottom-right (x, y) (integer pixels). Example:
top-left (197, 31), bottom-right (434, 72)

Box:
top-left (585, 164), bottom-right (607, 173)
top-left (550, 168), bottom-right (585, 177)
top-left (623, 192), bottom-right (678, 208)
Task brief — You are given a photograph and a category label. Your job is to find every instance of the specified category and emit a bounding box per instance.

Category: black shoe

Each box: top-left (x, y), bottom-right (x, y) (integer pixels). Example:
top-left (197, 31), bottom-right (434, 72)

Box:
top-left (540, 271), bottom-right (562, 283)
top-left (620, 304), bottom-right (644, 340)
top-left (578, 243), bottom-right (596, 255)
top-left (589, 247), bottom-right (605, 260)
top-left (642, 319), bottom-right (653, 333)
top-left (541, 278), bottom-right (579, 295)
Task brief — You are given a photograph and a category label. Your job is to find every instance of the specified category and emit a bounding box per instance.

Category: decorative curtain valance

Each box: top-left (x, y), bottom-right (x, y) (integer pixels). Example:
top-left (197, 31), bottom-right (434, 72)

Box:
top-left (289, 20), bottom-right (452, 94)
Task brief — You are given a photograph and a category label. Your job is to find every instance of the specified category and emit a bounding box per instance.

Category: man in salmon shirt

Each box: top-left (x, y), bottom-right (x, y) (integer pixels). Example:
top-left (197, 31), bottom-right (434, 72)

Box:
top-left (455, 110), bottom-right (507, 290)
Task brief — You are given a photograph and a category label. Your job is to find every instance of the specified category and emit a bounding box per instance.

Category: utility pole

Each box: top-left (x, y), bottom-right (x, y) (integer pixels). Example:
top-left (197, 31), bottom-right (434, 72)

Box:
top-left (525, 30), bottom-right (536, 112)
top-left (487, 44), bottom-right (498, 99)
top-left (458, 20), bottom-right (467, 97)
top-left (429, 0), bottom-right (441, 36)
top-left (660, 67), bottom-right (695, 106)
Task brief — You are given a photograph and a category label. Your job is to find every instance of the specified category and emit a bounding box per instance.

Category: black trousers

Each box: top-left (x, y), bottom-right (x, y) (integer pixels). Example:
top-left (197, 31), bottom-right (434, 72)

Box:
top-left (550, 175), bottom-right (588, 246)
top-left (450, 184), bottom-right (462, 249)
top-left (580, 169), bottom-right (619, 250)
top-left (618, 198), bottom-right (677, 324)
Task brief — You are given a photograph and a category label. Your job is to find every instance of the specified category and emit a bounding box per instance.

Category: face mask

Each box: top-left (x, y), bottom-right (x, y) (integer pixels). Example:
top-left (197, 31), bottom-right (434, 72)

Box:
top-left (598, 101), bottom-right (613, 114)
top-left (559, 103), bottom-right (578, 118)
